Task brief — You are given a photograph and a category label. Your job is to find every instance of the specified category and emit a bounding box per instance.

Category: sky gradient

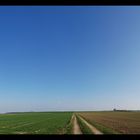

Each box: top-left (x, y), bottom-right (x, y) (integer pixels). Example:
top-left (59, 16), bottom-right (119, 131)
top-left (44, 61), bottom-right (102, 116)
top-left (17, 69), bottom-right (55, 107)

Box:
top-left (0, 6), bottom-right (140, 113)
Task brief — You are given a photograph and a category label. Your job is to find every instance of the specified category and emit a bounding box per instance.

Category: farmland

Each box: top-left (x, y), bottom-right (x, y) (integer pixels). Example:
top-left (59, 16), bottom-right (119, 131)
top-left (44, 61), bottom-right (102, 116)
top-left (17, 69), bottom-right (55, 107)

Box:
top-left (0, 112), bottom-right (72, 134)
top-left (77, 111), bottom-right (140, 134)
top-left (0, 111), bottom-right (140, 134)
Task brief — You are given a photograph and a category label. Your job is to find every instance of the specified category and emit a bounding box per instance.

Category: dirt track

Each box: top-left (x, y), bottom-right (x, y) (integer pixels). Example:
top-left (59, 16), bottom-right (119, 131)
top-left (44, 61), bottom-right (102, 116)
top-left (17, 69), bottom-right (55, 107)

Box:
top-left (77, 115), bottom-right (103, 134)
top-left (72, 114), bottom-right (82, 134)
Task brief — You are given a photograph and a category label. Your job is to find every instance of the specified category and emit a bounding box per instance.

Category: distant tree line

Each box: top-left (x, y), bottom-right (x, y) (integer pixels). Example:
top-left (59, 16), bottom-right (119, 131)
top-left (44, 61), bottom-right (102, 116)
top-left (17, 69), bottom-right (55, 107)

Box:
top-left (113, 108), bottom-right (140, 112)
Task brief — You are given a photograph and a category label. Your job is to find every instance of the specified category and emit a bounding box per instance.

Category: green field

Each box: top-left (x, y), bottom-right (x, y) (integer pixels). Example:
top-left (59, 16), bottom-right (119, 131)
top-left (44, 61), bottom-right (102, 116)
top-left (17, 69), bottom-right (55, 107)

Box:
top-left (0, 112), bottom-right (72, 134)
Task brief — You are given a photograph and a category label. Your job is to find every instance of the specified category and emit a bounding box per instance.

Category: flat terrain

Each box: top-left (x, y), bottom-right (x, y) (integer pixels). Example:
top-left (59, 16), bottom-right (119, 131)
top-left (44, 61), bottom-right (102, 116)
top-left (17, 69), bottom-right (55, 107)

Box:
top-left (0, 111), bottom-right (140, 134)
top-left (0, 112), bottom-right (72, 134)
top-left (78, 111), bottom-right (140, 134)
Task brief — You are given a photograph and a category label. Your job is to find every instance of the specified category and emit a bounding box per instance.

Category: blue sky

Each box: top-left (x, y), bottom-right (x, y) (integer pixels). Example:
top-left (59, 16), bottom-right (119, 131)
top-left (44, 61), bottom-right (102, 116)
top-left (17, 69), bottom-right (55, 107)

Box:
top-left (0, 6), bottom-right (140, 113)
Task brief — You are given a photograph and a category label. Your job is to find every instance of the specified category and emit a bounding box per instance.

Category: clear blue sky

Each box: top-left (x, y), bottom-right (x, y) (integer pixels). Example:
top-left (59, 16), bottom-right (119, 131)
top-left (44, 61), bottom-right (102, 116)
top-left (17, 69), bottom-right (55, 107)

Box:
top-left (0, 6), bottom-right (140, 113)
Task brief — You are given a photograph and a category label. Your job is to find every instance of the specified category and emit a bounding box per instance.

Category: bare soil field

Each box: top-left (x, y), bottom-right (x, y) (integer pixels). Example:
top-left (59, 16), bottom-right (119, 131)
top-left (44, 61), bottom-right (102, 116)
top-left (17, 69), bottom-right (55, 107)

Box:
top-left (77, 111), bottom-right (140, 134)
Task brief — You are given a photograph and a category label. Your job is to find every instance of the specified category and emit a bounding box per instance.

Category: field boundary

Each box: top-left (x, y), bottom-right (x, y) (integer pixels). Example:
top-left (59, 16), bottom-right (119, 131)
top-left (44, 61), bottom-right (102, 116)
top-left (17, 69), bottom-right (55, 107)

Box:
top-left (77, 115), bottom-right (103, 134)
top-left (76, 115), bottom-right (93, 134)
top-left (63, 114), bottom-right (74, 134)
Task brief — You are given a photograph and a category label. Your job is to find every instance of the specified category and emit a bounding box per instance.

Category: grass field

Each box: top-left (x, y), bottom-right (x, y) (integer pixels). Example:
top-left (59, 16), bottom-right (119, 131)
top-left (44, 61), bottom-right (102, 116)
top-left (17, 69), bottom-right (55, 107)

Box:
top-left (77, 111), bottom-right (140, 134)
top-left (0, 112), bottom-right (72, 134)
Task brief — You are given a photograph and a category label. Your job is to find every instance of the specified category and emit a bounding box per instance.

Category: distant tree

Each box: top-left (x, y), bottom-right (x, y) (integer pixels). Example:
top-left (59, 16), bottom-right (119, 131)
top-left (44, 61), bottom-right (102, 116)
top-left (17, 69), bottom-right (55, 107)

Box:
top-left (113, 108), bottom-right (117, 111)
